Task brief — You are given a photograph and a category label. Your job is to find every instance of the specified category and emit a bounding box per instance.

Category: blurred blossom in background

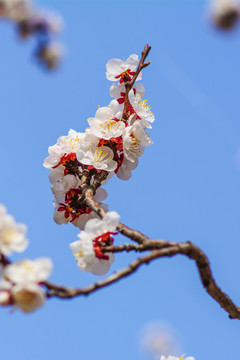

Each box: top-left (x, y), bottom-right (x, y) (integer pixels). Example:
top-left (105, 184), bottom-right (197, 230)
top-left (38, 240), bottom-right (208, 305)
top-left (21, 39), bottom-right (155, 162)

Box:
top-left (139, 322), bottom-right (182, 359)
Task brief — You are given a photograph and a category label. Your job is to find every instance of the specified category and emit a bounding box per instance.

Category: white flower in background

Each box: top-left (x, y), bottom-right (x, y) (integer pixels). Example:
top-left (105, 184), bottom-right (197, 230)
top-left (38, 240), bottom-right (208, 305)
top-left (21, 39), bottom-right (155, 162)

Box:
top-left (161, 356), bottom-right (195, 360)
top-left (106, 54), bottom-right (142, 83)
top-left (4, 258), bottom-right (52, 285)
top-left (129, 89), bottom-right (155, 124)
top-left (141, 322), bottom-right (181, 359)
top-left (11, 283), bottom-right (46, 313)
top-left (0, 0), bottom-right (32, 21)
top-left (210, 0), bottom-right (240, 30)
top-left (110, 83), bottom-right (145, 105)
top-left (88, 100), bottom-right (125, 140)
top-left (0, 205), bottom-right (28, 256)
top-left (116, 157), bottom-right (138, 180)
top-left (70, 211), bottom-right (119, 275)
top-left (0, 279), bottom-right (46, 313)
top-left (43, 129), bottom-right (85, 169)
top-left (0, 258), bottom-right (52, 313)
top-left (123, 121), bottom-right (153, 162)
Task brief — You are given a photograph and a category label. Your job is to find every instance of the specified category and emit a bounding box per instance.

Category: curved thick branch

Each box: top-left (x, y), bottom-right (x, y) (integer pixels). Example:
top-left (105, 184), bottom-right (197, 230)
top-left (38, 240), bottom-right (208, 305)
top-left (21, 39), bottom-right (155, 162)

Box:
top-left (58, 181), bottom-right (240, 319)
top-left (43, 236), bottom-right (240, 320)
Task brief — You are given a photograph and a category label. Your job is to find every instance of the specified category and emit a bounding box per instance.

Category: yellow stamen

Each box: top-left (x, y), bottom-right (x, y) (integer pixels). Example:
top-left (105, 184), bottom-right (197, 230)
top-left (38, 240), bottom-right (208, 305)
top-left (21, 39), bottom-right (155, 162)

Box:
top-left (2, 229), bottom-right (15, 245)
top-left (74, 251), bottom-right (84, 258)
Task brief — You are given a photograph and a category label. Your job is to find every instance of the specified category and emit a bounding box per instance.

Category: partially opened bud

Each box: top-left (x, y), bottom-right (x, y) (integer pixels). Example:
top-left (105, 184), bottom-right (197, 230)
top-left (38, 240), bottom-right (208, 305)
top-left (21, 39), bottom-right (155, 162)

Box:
top-left (211, 0), bottom-right (240, 30)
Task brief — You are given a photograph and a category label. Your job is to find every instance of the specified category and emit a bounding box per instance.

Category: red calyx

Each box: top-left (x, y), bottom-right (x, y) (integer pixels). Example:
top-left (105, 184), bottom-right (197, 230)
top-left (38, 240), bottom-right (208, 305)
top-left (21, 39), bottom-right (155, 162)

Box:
top-left (93, 231), bottom-right (118, 260)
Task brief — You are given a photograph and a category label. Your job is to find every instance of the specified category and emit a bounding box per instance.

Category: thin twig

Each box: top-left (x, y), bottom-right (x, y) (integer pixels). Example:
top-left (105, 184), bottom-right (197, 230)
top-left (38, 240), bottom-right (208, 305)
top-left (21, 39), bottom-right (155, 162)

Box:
top-left (121, 43), bottom-right (151, 121)
top-left (84, 187), bottom-right (150, 244)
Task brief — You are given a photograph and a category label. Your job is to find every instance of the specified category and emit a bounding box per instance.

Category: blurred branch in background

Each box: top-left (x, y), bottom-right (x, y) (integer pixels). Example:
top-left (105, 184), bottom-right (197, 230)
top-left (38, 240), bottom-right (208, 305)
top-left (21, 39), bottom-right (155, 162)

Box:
top-left (0, 0), bottom-right (63, 69)
top-left (209, 0), bottom-right (240, 30)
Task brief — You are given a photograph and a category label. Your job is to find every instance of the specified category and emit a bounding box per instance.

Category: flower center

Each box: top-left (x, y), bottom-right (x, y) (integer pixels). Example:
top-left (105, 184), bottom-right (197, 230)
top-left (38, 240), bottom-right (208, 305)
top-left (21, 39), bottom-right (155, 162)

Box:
top-left (93, 231), bottom-right (117, 260)
top-left (94, 146), bottom-right (111, 163)
top-left (64, 135), bottom-right (80, 150)
top-left (2, 229), bottom-right (15, 245)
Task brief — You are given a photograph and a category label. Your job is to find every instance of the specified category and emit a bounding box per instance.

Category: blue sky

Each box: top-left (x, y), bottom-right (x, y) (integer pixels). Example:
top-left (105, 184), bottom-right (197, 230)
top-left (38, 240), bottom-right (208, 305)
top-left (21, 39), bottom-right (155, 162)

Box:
top-left (1, 0), bottom-right (240, 359)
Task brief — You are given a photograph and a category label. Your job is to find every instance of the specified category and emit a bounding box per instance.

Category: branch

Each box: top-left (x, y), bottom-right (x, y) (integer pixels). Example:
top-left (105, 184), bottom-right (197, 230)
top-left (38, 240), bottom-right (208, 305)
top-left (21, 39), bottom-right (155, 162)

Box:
top-left (84, 187), bottom-right (150, 244)
top-left (0, 254), bottom-right (10, 266)
top-left (121, 43), bottom-right (151, 121)
top-left (43, 240), bottom-right (240, 320)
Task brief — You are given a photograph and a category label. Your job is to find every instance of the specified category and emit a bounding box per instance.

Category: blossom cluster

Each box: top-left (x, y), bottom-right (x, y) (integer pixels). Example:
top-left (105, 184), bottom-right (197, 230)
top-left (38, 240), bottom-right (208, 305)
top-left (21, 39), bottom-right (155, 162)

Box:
top-left (0, 0), bottom-right (63, 69)
top-left (0, 205), bottom-right (52, 312)
top-left (44, 53), bottom-right (154, 275)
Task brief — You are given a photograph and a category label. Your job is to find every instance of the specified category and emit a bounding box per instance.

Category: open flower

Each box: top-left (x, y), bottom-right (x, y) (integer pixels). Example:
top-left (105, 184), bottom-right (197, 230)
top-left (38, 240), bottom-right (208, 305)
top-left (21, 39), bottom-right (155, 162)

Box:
top-left (49, 168), bottom-right (80, 199)
top-left (106, 54), bottom-right (142, 83)
top-left (110, 83), bottom-right (145, 105)
top-left (88, 100), bottom-right (125, 140)
top-left (43, 129), bottom-right (85, 169)
top-left (0, 205), bottom-right (28, 256)
top-left (70, 211), bottom-right (119, 275)
top-left (77, 140), bottom-right (117, 172)
top-left (123, 122), bottom-right (153, 162)
top-left (4, 258), bottom-right (52, 285)
top-left (0, 258), bottom-right (52, 313)
top-left (129, 89), bottom-right (155, 124)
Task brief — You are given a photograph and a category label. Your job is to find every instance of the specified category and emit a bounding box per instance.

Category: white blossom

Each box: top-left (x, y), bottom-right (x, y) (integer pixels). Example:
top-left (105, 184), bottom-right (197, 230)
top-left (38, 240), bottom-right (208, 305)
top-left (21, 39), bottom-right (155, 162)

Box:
top-left (49, 168), bottom-right (80, 199)
top-left (106, 54), bottom-right (142, 82)
top-left (70, 211), bottom-right (119, 275)
top-left (43, 129), bottom-right (85, 169)
top-left (77, 142), bottom-right (117, 172)
top-left (4, 258), bottom-right (52, 285)
top-left (11, 283), bottom-right (46, 313)
top-left (0, 204), bottom-right (28, 256)
top-left (88, 100), bottom-right (125, 140)
top-left (123, 121), bottom-right (153, 162)
top-left (116, 157), bottom-right (138, 180)
top-left (129, 89), bottom-right (155, 124)
top-left (0, 258), bottom-right (52, 313)
top-left (110, 83), bottom-right (145, 105)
